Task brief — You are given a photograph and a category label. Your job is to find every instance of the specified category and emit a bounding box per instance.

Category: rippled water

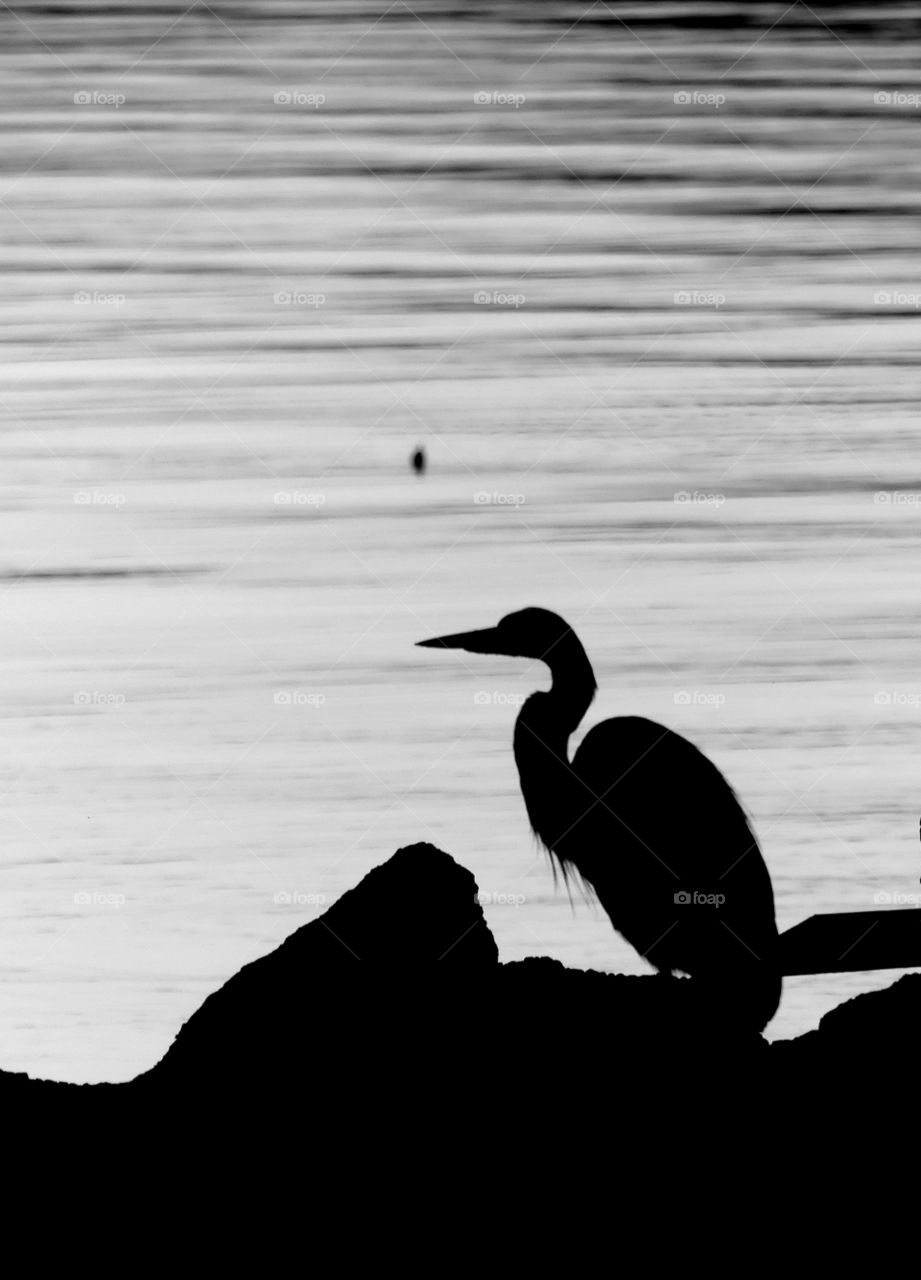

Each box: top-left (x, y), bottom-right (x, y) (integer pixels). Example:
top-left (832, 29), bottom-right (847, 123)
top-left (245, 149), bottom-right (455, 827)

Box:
top-left (2, 2), bottom-right (921, 1081)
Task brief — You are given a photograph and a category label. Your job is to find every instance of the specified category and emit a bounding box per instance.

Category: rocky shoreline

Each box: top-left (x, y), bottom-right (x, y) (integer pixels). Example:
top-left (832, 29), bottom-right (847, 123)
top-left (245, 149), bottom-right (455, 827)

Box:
top-left (3, 844), bottom-right (916, 1125)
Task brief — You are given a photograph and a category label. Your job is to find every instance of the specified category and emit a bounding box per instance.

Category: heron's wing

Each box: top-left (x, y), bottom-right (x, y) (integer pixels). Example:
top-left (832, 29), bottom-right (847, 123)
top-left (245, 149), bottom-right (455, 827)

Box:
top-left (569, 716), bottom-right (779, 1026)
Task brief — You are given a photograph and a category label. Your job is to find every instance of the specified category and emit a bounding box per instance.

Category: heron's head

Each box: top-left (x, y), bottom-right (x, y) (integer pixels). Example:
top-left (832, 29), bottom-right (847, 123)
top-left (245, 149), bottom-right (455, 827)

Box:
top-left (417, 607), bottom-right (579, 667)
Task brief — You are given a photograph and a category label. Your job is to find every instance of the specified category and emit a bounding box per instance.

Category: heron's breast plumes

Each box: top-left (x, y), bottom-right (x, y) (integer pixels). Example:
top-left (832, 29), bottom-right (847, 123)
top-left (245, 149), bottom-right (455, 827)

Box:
top-left (514, 698), bottom-right (782, 1032)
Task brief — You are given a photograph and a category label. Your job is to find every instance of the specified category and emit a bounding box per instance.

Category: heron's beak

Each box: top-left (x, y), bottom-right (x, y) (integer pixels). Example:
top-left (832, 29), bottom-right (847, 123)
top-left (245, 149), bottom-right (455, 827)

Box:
top-left (416, 626), bottom-right (506, 655)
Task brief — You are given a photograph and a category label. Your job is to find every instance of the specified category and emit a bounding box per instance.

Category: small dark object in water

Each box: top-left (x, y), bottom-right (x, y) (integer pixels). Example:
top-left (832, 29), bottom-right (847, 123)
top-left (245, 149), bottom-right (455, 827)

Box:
top-left (411, 446), bottom-right (426, 475)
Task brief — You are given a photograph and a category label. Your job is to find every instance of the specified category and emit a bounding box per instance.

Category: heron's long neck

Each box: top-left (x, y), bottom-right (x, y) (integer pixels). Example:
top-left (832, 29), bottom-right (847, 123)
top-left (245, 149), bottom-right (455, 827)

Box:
top-left (512, 640), bottom-right (597, 851)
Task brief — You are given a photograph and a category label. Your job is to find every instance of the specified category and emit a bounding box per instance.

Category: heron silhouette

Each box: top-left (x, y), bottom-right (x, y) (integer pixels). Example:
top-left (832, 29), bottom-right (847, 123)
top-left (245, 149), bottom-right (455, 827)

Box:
top-left (418, 607), bottom-right (781, 1032)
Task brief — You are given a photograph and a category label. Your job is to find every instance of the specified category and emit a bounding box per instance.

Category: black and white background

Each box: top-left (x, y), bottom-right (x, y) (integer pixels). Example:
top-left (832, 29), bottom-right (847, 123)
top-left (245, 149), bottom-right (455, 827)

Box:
top-left (1, 0), bottom-right (919, 1081)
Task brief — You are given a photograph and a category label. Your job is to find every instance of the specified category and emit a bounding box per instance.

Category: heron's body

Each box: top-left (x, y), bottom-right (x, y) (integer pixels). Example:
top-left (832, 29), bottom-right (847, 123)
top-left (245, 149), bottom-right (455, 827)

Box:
top-left (419, 607), bottom-right (781, 1032)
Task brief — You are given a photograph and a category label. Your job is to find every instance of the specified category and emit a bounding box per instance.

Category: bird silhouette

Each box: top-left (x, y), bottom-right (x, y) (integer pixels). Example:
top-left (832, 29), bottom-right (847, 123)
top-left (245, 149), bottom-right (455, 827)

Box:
top-left (411, 446), bottom-right (426, 476)
top-left (418, 607), bottom-right (781, 1031)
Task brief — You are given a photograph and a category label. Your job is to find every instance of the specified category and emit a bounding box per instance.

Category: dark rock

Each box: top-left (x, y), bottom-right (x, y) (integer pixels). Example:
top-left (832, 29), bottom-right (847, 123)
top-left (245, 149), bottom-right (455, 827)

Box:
top-left (0, 844), bottom-right (918, 1138)
top-left (772, 972), bottom-right (921, 1082)
top-left (143, 841), bottom-right (497, 1092)
top-left (813, 972), bottom-right (921, 1042)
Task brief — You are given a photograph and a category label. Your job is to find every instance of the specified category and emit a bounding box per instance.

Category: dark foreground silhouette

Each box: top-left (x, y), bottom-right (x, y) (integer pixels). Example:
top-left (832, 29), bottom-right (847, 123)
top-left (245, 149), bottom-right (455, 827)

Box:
top-left (2, 843), bottom-right (917, 1141)
top-left (419, 609), bottom-right (781, 1031)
